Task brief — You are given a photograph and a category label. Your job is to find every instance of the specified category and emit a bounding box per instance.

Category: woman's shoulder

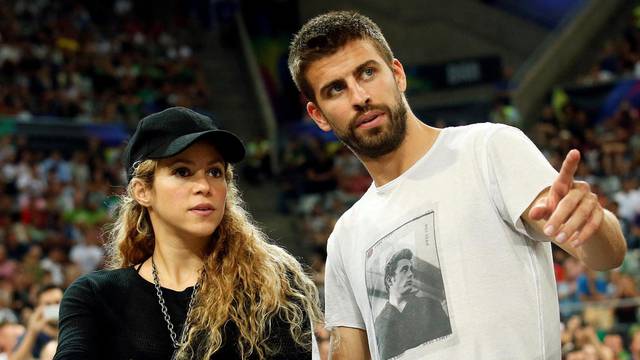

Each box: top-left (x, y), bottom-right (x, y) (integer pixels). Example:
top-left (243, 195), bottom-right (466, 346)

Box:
top-left (66, 267), bottom-right (137, 296)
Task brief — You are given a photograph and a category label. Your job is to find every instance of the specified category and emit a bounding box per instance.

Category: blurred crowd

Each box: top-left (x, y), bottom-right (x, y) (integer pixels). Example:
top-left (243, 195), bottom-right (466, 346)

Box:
top-left (0, 0), bottom-right (211, 127)
top-left (0, 134), bottom-right (125, 359)
top-left (578, 5), bottom-right (640, 86)
top-left (1, 1), bottom-right (640, 360)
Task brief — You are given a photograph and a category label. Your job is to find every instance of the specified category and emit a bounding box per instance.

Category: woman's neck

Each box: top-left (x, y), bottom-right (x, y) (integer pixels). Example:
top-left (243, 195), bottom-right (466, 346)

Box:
top-left (139, 237), bottom-right (207, 291)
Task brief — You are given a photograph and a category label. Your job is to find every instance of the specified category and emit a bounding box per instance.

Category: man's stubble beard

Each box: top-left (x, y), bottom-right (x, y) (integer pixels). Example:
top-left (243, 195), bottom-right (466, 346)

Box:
top-left (328, 92), bottom-right (408, 159)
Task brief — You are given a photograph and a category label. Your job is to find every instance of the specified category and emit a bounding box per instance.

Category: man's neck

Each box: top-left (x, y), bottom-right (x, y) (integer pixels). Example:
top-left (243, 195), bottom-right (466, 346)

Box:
top-left (361, 112), bottom-right (440, 187)
top-left (389, 295), bottom-right (408, 313)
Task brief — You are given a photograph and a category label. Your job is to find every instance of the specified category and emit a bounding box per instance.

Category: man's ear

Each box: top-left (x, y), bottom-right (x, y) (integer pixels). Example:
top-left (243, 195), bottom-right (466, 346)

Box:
top-left (131, 179), bottom-right (152, 207)
top-left (306, 101), bottom-right (332, 132)
top-left (391, 59), bottom-right (407, 92)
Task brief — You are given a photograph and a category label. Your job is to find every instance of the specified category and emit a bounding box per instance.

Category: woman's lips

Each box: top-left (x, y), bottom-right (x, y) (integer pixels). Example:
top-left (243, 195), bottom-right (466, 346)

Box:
top-left (190, 209), bottom-right (214, 216)
top-left (189, 204), bottom-right (215, 216)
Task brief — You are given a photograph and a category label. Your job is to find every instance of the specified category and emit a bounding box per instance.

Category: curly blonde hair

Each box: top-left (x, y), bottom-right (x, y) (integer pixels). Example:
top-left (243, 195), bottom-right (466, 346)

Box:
top-left (106, 160), bottom-right (323, 359)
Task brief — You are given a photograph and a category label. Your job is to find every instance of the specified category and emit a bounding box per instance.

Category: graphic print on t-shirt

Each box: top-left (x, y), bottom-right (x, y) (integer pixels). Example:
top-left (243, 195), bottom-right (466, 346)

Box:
top-left (365, 211), bottom-right (451, 360)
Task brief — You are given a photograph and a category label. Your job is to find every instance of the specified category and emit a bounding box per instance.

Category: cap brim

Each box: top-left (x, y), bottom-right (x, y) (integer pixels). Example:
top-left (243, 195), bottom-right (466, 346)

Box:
top-left (147, 130), bottom-right (245, 163)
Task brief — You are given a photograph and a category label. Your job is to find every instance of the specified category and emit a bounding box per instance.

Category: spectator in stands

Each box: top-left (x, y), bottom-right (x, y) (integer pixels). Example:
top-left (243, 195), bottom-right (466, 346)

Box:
top-left (577, 269), bottom-right (610, 302)
top-left (9, 284), bottom-right (62, 360)
top-left (630, 330), bottom-right (640, 360)
top-left (614, 178), bottom-right (640, 224)
top-left (0, 323), bottom-right (24, 360)
top-left (243, 136), bottom-right (272, 185)
top-left (603, 333), bottom-right (629, 360)
top-left (39, 248), bottom-right (66, 288)
top-left (0, 245), bottom-right (17, 280)
top-left (277, 137), bottom-right (309, 213)
top-left (558, 257), bottom-right (584, 319)
top-left (570, 325), bottom-right (614, 360)
top-left (68, 226), bottom-right (104, 274)
top-left (39, 341), bottom-right (57, 360)
top-left (333, 145), bottom-right (370, 196)
top-left (303, 137), bottom-right (337, 194)
top-left (611, 272), bottom-right (639, 334)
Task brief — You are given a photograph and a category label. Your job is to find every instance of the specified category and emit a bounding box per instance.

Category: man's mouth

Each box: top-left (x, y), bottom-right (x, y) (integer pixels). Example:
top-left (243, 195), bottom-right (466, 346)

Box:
top-left (355, 110), bottom-right (385, 129)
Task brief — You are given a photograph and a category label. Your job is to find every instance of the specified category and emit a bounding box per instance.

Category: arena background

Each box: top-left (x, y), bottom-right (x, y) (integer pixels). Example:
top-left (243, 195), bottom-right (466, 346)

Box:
top-left (1, 0), bottom-right (639, 358)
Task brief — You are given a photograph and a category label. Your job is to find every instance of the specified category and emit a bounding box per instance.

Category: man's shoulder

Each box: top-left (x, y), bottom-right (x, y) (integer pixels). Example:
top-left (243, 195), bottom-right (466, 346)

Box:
top-left (444, 122), bottom-right (516, 142)
top-left (326, 195), bottom-right (375, 252)
top-left (446, 122), bottom-right (511, 131)
top-left (333, 186), bottom-right (378, 226)
top-left (374, 302), bottom-right (397, 324)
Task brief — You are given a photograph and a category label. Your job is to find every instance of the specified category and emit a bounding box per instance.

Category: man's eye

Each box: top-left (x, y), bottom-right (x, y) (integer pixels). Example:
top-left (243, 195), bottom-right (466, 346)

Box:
top-left (362, 67), bottom-right (375, 78)
top-left (328, 84), bottom-right (344, 96)
top-left (174, 167), bottom-right (191, 177)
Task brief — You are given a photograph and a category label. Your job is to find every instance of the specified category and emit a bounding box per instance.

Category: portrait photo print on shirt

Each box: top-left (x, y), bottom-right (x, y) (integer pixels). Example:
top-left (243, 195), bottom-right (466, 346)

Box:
top-left (365, 210), bottom-right (452, 360)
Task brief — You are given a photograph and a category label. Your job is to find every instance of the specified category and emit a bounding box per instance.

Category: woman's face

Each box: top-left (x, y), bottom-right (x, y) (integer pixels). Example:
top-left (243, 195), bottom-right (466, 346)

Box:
top-left (144, 141), bottom-right (228, 244)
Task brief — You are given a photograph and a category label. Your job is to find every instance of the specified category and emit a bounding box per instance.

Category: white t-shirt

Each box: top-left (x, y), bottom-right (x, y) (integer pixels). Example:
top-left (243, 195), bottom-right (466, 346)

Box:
top-left (613, 189), bottom-right (640, 222)
top-left (324, 123), bottom-right (561, 360)
top-left (70, 244), bottom-right (105, 274)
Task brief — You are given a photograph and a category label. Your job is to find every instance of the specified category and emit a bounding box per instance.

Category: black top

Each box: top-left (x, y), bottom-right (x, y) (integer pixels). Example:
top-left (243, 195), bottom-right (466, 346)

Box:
top-left (53, 267), bottom-right (311, 359)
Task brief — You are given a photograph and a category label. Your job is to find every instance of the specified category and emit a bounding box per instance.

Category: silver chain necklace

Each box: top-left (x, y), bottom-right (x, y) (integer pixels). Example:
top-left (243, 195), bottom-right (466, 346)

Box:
top-left (151, 256), bottom-right (203, 350)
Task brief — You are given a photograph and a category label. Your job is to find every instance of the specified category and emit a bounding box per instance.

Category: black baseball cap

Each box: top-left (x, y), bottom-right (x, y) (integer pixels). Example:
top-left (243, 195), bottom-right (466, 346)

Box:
top-left (124, 107), bottom-right (245, 182)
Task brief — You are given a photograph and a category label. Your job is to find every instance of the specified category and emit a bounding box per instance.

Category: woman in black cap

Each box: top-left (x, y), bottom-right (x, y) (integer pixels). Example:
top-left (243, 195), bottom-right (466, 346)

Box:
top-left (54, 107), bottom-right (322, 359)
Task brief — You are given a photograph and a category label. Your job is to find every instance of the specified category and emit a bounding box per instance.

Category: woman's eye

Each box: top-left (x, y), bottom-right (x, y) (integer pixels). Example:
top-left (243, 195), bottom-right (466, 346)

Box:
top-left (208, 167), bottom-right (224, 177)
top-left (174, 167), bottom-right (191, 177)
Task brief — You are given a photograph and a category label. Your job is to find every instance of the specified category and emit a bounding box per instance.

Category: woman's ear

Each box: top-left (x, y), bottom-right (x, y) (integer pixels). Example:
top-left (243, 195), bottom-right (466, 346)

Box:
top-left (131, 179), bottom-right (152, 207)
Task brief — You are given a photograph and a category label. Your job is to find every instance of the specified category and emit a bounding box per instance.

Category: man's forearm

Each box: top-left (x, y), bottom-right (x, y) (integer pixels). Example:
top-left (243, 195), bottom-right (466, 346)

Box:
top-left (526, 196), bottom-right (626, 271)
top-left (574, 209), bottom-right (626, 271)
top-left (329, 327), bottom-right (371, 360)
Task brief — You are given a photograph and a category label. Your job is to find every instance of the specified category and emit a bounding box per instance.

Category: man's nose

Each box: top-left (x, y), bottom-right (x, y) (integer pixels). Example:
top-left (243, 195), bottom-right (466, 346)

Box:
top-left (350, 81), bottom-right (370, 109)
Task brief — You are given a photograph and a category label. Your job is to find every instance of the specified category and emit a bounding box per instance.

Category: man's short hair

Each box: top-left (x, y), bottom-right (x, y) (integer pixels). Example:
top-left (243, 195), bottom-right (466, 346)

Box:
top-left (288, 10), bottom-right (394, 102)
top-left (384, 248), bottom-right (413, 293)
top-left (37, 284), bottom-right (63, 300)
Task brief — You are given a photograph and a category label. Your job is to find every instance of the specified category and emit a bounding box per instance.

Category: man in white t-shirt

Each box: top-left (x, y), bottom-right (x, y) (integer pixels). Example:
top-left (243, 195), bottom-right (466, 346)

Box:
top-left (288, 11), bottom-right (627, 360)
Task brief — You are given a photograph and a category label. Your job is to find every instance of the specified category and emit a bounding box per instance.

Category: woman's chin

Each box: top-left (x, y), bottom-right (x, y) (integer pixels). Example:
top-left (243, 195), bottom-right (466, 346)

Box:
top-left (183, 227), bottom-right (217, 242)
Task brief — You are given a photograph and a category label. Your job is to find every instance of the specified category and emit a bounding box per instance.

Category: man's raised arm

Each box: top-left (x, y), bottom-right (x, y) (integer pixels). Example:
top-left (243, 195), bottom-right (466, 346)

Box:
top-left (524, 149), bottom-right (626, 270)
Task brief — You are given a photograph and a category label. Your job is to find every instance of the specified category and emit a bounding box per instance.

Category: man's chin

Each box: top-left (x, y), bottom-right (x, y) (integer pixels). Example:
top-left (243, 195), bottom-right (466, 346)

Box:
top-left (352, 127), bottom-right (406, 158)
top-left (402, 289), bottom-right (417, 296)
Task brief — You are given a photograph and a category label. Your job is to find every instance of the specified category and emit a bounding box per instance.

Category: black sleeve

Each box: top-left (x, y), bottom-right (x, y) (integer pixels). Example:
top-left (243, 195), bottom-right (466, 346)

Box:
top-left (53, 275), bottom-right (101, 359)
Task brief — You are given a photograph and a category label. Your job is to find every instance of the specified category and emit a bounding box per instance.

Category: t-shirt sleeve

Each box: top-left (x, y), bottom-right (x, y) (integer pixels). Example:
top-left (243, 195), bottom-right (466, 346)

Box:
top-left (53, 275), bottom-right (100, 359)
top-left (323, 229), bottom-right (365, 330)
top-left (311, 323), bottom-right (319, 360)
top-left (483, 125), bottom-right (558, 240)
